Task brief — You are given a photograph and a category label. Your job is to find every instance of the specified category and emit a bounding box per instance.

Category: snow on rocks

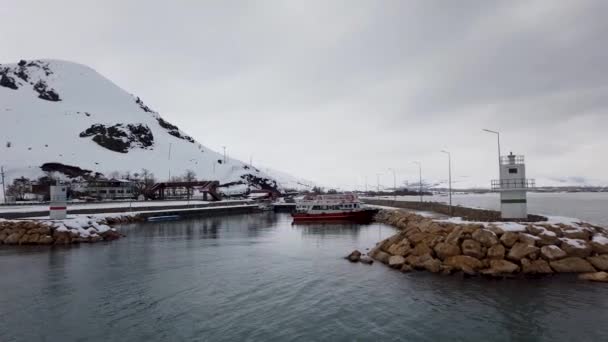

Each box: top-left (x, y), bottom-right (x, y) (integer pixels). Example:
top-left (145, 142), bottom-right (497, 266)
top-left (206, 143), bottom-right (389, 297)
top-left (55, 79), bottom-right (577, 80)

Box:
top-left (370, 209), bottom-right (608, 283)
top-left (0, 214), bottom-right (138, 246)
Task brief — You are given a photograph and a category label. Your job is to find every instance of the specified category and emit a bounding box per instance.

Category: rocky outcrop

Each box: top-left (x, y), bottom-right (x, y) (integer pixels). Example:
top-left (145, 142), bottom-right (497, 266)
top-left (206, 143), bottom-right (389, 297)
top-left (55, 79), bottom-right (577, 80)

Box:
top-left (79, 123), bottom-right (154, 153)
top-left (370, 209), bottom-right (608, 282)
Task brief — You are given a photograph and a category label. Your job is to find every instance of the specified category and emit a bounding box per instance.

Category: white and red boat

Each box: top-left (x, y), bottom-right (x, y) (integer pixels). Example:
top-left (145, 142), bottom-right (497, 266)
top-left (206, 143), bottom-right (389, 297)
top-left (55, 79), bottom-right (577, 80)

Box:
top-left (292, 193), bottom-right (378, 223)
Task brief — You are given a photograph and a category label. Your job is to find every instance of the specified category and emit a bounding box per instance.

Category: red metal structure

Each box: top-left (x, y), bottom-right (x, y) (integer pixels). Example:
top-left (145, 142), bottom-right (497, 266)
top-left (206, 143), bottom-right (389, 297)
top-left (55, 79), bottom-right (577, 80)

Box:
top-left (147, 181), bottom-right (221, 201)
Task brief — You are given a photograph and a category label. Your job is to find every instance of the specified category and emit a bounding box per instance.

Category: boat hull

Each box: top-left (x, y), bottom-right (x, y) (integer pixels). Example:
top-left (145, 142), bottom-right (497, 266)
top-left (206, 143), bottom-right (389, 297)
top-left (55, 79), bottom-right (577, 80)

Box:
top-left (291, 209), bottom-right (378, 223)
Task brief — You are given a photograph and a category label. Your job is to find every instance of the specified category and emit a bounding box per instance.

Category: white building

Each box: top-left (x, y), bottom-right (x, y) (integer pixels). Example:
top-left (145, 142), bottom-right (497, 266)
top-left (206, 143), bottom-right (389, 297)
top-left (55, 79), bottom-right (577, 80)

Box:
top-left (85, 178), bottom-right (135, 200)
top-left (491, 153), bottom-right (535, 219)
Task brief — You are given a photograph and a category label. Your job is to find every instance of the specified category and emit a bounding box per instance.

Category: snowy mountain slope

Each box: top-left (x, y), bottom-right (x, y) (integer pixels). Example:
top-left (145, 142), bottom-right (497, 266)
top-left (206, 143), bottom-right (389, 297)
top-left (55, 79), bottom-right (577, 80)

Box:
top-left (258, 166), bottom-right (318, 191)
top-left (0, 59), bottom-right (298, 192)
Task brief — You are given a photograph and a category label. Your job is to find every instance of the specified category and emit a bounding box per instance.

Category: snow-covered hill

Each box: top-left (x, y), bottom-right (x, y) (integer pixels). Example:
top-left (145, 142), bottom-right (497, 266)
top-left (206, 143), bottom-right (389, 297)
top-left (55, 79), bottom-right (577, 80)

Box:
top-left (0, 59), bottom-right (300, 193)
top-left (258, 166), bottom-right (317, 191)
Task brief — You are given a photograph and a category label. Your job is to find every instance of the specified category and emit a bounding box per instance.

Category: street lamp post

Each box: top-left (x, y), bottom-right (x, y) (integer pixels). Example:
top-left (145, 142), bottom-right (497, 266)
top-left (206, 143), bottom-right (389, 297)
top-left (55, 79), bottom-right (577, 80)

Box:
top-left (483, 129), bottom-right (501, 179)
top-left (412, 161), bottom-right (422, 203)
top-left (388, 168), bottom-right (397, 200)
top-left (441, 150), bottom-right (452, 215)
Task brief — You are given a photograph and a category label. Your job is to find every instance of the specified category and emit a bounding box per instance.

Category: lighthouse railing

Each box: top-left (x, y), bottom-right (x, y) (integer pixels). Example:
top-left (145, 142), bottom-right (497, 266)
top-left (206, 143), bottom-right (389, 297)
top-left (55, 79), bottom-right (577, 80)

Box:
top-left (491, 178), bottom-right (535, 190)
top-left (500, 155), bottom-right (525, 165)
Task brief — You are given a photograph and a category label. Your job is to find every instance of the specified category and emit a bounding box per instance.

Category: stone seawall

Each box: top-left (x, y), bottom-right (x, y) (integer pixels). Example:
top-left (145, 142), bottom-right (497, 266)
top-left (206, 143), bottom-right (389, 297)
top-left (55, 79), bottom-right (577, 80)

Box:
top-left (0, 216), bottom-right (141, 245)
top-left (363, 198), bottom-right (547, 222)
top-left (367, 209), bottom-right (608, 282)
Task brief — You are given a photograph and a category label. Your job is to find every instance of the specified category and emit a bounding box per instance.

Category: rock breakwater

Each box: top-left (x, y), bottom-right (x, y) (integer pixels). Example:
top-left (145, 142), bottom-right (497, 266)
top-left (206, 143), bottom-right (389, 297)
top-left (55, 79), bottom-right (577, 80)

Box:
top-left (368, 209), bottom-right (608, 282)
top-left (0, 215), bottom-right (142, 246)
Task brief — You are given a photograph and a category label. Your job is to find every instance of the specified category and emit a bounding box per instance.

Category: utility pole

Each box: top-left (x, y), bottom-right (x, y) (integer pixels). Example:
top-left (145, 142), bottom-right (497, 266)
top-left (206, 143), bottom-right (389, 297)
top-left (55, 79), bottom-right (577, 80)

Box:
top-left (413, 161), bottom-right (422, 203)
top-left (222, 146), bottom-right (227, 164)
top-left (249, 155), bottom-right (253, 167)
top-left (376, 173), bottom-right (382, 192)
top-left (441, 150), bottom-right (452, 215)
top-left (1, 166), bottom-right (6, 204)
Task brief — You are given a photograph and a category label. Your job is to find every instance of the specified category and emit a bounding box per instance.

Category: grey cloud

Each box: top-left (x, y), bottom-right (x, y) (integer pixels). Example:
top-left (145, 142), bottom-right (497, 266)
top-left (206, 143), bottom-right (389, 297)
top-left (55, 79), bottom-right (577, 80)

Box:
top-left (1, 0), bottom-right (606, 188)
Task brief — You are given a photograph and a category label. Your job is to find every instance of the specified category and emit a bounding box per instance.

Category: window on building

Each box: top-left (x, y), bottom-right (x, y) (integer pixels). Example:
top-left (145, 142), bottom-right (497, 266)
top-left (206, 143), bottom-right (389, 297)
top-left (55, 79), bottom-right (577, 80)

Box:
top-left (99, 190), bottom-right (107, 194)
top-left (508, 168), bottom-right (518, 174)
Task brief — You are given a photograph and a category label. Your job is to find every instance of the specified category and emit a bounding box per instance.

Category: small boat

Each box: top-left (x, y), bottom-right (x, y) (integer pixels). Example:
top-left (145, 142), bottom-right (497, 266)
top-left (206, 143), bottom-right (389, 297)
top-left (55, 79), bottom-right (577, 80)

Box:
top-left (292, 193), bottom-right (378, 223)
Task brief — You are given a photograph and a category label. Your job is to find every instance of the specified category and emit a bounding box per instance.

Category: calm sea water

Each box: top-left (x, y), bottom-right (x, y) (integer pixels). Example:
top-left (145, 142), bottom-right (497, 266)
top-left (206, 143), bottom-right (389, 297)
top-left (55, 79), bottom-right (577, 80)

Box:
top-left (1, 213), bottom-right (608, 341)
top-left (383, 192), bottom-right (608, 226)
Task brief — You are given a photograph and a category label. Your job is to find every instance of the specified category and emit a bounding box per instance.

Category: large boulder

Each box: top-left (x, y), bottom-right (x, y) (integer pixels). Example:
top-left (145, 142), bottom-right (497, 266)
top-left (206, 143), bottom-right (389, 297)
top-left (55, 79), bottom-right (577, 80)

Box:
top-left (387, 238), bottom-right (412, 256)
top-left (423, 258), bottom-right (442, 273)
top-left (445, 227), bottom-right (463, 245)
top-left (507, 242), bottom-right (540, 261)
top-left (411, 242), bottom-right (433, 257)
top-left (408, 232), bottom-right (429, 244)
top-left (560, 238), bottom-right (592, 258)
top-left (444, 255), bottom-right (483, 271)
top-left (528, 226), bottom-right (559, 245)
top-left (590, 235), bottom-right (608, 254)
top-left (578, 272), bottom-right (608, 282)
top-left (587, 255), bottom-right (608, 271)
top-left (550, 257), bottom-right (596, 273)
top-left (486, 224), bottom-right (505, 236)
top-left (562, 229), bottom-right (590, 240)
top-left (373, 250), bottom-right (391, 264)
top-left (388, 255), bottom-right (406, 268)
top-left (433, 242), bottom-right (461, 260)
top-left (461, 239), bottom-right (484, 259)
top-left (521, 259), bottom-right (553, 274)
top-left (472, 229), bottom-right (498, 247)
top-left (540, 245), bottom-right (567, 261)
top-left (380, 233), bottom-right (405, 251)
top-left (487, 244), bottom-right (506, 259)
top-left (346, 250), bottom-right (362, 262)
top-left (518, 233), bottom-right (540, 246)
top-left (488, 259), bottom-right (520, 274)
top-left (405, 254), bottom-right (433, 269)
top-left (4, 233), bottom-right (23, 245)
top-left (500, 232), bottom-right (519, 248)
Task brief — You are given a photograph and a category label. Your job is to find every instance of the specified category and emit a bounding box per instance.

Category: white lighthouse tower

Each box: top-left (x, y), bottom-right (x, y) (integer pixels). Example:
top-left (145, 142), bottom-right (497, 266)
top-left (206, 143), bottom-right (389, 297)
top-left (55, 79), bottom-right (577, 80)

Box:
top-left (492, 152), bottom-right (534, 219)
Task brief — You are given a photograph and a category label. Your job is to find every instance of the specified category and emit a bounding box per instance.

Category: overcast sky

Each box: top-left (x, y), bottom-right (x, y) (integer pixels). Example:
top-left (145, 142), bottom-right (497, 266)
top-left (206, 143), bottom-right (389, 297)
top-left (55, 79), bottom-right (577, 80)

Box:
top-left (2, 0), bottom-right (607, 189)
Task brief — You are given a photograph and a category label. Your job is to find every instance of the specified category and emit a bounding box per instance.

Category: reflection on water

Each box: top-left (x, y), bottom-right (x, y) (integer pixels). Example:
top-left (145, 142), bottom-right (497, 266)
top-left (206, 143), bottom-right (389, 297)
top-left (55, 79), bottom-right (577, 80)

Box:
top-left (1, 213), bottom-right (607, 342)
